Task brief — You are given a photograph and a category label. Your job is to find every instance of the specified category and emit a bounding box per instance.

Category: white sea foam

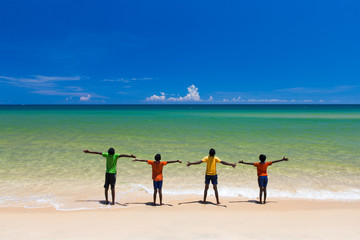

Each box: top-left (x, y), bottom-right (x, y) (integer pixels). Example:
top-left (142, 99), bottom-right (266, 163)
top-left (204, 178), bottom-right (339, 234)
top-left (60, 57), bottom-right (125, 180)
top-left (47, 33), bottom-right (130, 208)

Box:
top-left (1, 187), bottom-right (359, 211)
top-left (163, 187), bottom-right (360, 201)
top-left (0, 195), bottom-right (58, 208)
top-left (0, 195), bottom-right (113, 211)
top-left (124, 184), bottom-right (360, 201)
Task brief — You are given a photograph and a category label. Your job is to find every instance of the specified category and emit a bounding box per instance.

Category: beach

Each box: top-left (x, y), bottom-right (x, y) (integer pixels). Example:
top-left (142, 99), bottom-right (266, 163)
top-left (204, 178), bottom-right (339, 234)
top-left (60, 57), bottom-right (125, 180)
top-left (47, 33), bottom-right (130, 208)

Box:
top-left (2, 0), bottom-right (359, 238)
top-left (1, 195), bottom-right (360, 240)
top-left (1, 105), bottom-right (360, 239)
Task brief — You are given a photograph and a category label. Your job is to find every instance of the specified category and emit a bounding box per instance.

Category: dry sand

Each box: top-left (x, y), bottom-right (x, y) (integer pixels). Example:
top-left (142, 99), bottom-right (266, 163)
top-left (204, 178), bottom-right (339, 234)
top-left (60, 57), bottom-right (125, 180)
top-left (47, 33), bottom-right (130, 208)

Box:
top-left (1, 194), bottom-right (359, 240)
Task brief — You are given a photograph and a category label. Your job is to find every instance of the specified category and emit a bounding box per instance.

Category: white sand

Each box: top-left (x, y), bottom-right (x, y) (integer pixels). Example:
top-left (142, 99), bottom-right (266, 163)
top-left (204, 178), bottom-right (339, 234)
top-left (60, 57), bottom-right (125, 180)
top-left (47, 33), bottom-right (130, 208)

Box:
top-left (1, 194), bottom-right (359, 240)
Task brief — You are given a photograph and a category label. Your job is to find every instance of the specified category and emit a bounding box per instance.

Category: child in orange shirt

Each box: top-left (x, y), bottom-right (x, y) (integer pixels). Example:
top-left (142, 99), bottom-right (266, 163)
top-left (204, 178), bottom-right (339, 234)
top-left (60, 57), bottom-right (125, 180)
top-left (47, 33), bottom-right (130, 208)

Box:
top-left (239, 154), bottom-right (288, 204)
top-left (133, 154), bottom-right (182, 206)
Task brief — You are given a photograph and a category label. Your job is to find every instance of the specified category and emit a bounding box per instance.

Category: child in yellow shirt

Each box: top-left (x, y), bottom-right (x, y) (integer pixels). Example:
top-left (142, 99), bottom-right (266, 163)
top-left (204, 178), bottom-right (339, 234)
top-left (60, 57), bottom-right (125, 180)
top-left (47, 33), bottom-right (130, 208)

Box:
top-left (187, 148), bottom-right (236, 204)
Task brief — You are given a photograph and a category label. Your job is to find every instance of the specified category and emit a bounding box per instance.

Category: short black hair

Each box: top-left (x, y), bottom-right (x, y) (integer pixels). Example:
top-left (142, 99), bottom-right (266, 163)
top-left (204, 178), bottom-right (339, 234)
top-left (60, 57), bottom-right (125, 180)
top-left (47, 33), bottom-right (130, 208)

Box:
top-left (154, 153), bottom-right (161, 161)
top-left (209, 148), bottom-right (216, 156)
top-left (108, 148), bottom-right (115, 155)
top-left (259, 154), bottom-right (266, 163)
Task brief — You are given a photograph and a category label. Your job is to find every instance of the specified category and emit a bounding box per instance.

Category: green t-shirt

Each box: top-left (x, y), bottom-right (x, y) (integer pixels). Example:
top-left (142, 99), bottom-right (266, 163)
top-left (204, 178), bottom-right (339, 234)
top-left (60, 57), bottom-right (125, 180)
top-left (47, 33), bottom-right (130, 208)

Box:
top-left (102, 153), bottom-right (121, 173)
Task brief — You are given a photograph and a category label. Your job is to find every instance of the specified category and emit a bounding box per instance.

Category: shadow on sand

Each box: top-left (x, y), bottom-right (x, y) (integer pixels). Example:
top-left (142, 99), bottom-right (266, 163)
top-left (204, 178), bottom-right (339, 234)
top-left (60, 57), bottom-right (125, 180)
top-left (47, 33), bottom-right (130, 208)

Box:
top-left (178, 200), bottom-right (227, 208)
top-left (75, 200), bottom-right (127, 206)
top-left (229, 200), bottom-right (278, 205)
top-left (123, 202), bottom-right (173, 207)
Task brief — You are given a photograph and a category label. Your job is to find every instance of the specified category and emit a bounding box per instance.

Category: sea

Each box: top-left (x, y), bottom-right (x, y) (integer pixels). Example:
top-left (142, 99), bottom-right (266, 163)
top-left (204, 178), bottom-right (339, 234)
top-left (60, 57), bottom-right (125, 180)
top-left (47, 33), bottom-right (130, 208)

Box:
top-left (0, 104), bottom-right (359, 210)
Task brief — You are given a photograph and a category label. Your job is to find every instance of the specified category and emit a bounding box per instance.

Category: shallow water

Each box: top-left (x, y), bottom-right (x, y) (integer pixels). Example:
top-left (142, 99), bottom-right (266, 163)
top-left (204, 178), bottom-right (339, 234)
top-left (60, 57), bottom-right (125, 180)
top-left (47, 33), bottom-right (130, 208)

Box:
top-left (1, 105), bottom-right (359, 210)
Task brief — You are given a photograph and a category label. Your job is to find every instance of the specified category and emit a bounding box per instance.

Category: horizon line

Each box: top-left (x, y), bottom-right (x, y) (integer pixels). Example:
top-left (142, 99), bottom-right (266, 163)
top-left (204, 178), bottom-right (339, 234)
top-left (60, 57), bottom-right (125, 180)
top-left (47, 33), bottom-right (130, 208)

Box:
top-left (1, 103), bottom-right (359, 106)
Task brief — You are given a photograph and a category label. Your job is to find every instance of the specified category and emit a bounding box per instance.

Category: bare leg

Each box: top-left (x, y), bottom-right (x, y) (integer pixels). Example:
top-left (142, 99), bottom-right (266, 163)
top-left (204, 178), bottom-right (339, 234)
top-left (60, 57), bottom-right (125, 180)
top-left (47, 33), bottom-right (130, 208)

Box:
top-left (110, 187), bottom-right (115, 205)
top-left (159, 189), bottom-right (163, 205)
top-left (213, 184), bottom-right (220, 204)
top-left (104, 187), bottom-right (109, 204)
top-left (203, 184), bottom-right (209, 202)
top-left (263, 187), bottom-right (267, 204)
top-left (259, 187), bottom-right (262, 204)
top-left (153, 189), bottom-right (157, 206)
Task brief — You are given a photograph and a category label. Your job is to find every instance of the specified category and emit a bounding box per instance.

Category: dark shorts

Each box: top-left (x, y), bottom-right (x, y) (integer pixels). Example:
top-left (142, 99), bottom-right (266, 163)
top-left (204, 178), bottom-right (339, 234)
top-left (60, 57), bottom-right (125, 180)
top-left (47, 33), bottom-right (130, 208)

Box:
top-left (258, 176), bottom-right (268, 188)
top-left (153, 180), bottom-right (163, 190)
top-left (205, 175), bottom-right (218, 185)
top-left (104, 172), bottom-right (117, 188)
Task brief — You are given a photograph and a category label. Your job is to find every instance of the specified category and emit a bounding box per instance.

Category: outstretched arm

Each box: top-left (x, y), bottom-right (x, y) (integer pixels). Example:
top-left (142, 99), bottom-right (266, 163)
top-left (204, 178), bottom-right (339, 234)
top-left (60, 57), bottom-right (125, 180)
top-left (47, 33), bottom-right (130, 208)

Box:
top-left (83, 150), bottom-right (102, 155)
top-left (238, 160), bottom-right (254, 165)
top-left (220, 161), bottom-right (236, 168)
top-left (119, 154), bottom-right (136, 158)
top-left (133, 159), bottom-right (148, 163)
top-left (272, 156), bottom-right (289, 164)
top-left (186, 160), bottom-right (203, 167)
top-left (167, 160), bottom-right (182, 164)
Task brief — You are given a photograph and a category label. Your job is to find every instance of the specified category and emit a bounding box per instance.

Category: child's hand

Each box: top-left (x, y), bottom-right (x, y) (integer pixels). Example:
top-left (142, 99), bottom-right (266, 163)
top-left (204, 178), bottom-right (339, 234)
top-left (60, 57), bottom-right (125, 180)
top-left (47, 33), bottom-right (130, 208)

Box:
top-left (177, 160), bottom-right (182, 163)
top-left (186, 161), bottom-right (191, 167)
top-left (83, 150), bottom-right (89, 153)
top-left (232, 163), bottom-right (236, 168)
top-left (131, 154), bottom-right (136, 158)
top-left (282, 156), bottom-right (289, 161)
top-left (238, 160), bottom-right (244, 163)
top-left (133, 159), bottom-right (138, 162)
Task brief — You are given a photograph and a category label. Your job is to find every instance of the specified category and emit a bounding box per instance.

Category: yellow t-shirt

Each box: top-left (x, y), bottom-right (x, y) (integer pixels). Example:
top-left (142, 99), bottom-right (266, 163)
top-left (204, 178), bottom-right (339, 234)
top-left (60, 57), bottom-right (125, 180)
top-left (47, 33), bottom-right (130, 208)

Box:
top-left (202, 156), bottom-right (222, 176)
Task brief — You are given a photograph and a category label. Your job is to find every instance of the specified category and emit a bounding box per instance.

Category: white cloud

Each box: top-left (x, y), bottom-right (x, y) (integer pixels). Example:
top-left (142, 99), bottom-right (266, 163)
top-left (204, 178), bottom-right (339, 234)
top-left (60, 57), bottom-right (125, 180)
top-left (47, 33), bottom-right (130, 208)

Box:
top-left (0, 75), bottom-right (80, 88)
top-left (203, 95), bottom-right (326, 104)
top-left (103, 78), bottom-right (129, 83)
top-left (0, 75), bottom-right (79, 89)
top-left (219, 98), bottom-right (288, 103)
top-left (248, 99), bottom-right (288, 103)
top-left (231, 97), bottom-right (242, 102)
top-left (66, 86), bottom-right (83, 91)
top-left (31, 75), bottom-right (81, 82)
top-left (0, 75), bottom-right (104, 101)
top-left (146, 92), bottom-right (166, 101)
top-left (145, 85), bottom-right (202, 102)
top-left (31, 90), bottom-right (104, 98)
top-left (220, 97), bottom-right (242, 103)
top-left (167, 85), bottom-right (201, 102)
top-left (80, 94), bottom-right (91, 101)
top-left (103, 77), bottom-right (152, 83)
top-left (276, 86), bottom-right (358, 94)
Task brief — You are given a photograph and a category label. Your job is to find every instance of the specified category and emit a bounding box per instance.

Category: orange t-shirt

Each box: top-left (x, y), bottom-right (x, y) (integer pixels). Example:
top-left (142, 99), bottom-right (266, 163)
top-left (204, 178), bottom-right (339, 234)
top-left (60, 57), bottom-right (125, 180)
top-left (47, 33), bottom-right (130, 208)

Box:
top-left (148, 160), bottom-right (167, 181)
top-left (254, 162), bottom-right (272, 177)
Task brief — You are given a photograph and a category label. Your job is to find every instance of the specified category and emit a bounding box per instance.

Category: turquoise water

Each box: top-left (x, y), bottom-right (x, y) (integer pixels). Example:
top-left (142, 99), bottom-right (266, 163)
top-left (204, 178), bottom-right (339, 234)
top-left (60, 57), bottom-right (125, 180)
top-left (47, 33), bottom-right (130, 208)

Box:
top-left (0, 105), bottom-right (360, 209)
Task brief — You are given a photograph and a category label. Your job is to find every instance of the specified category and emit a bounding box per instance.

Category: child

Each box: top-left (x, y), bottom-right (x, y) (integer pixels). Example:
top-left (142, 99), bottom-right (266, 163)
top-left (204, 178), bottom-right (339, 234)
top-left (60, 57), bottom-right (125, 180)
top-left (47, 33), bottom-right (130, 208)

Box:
top-left (187, 148), bottom-right (236, 204)
top-left (83, 148), bottom-right (136, 205)
top-left (133, 154), bottom-right (182, 206)
top-left (239, 154), bottom-right (289, 204)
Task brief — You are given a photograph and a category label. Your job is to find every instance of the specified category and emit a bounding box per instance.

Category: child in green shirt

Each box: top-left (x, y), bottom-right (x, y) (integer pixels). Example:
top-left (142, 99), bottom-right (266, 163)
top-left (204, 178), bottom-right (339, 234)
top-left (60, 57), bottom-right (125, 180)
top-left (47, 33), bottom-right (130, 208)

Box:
top-left (83, 148), bottom-right (136, 205)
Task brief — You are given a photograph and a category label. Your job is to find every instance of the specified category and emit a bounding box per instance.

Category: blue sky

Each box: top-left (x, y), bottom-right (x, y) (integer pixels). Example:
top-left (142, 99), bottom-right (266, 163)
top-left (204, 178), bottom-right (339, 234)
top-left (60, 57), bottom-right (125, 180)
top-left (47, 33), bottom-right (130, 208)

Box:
top-left (0, 0), bottom-right (359, 104)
